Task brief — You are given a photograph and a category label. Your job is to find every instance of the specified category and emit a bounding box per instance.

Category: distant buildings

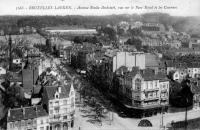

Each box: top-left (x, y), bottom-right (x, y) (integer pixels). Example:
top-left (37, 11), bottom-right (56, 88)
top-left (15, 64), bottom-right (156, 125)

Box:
top-left (0, 66), bottom-right (6, 75)
top-left (190, 79), bottom-right (200, 110)
top-left (0, 29), bottom-right (4, 36)
top-left (45, 29), bottom-right (97, 36)
top-left (19, 26), bottom-right (37, 34)
top-left (189, 38), bottom-right (200, 48)
top-left (167, 48), bottom-right (200, 56)
top-left (141, 23), bottom-right (165, 35)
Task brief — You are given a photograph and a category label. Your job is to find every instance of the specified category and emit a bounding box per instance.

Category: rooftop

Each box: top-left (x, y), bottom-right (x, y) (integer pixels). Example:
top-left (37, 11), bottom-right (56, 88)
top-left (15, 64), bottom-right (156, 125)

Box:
top-left (7, 105), bottom-right (48, 122)
top-left (44, 83), bottom-right (72, 100)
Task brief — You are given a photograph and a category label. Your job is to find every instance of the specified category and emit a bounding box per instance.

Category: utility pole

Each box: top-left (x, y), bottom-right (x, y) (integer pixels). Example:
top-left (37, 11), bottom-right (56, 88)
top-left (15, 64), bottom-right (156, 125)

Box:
top-left (185, 98), bottom-right (188, 130)
top-left (161, 106), bottom-right (164, 130)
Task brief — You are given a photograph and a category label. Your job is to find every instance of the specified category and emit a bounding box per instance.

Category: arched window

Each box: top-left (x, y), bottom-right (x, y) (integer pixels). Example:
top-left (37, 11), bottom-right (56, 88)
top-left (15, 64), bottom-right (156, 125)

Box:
top-left (135, 78), bottom-right (141, 90)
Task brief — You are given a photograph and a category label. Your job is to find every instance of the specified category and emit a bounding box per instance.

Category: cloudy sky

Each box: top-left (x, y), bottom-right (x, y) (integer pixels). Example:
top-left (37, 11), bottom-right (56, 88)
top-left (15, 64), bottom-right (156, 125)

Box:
top-left (0, 0), bottom-right (199, 16)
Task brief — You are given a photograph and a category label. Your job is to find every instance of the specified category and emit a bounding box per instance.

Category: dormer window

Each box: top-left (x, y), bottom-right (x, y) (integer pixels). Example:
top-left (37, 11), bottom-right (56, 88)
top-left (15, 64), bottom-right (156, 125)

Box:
top-left (135, 78), bottom-right (141, 90)
top-left (55, 93), bottom-right (59, 99)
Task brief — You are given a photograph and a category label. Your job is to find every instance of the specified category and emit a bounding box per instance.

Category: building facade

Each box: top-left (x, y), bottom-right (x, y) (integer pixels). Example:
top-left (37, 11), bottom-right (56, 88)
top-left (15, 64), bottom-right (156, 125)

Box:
top-left (7, 105), bottom-right (49, 130)
top-left (116, 67), bottom-right (169, 117)
top-left (43, 83), bottom-right (75, 130)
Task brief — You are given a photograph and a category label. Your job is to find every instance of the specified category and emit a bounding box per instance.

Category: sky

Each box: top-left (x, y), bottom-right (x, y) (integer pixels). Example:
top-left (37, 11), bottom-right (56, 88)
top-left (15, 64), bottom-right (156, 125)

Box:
top-left (0, 0), bottom-right (200, 16)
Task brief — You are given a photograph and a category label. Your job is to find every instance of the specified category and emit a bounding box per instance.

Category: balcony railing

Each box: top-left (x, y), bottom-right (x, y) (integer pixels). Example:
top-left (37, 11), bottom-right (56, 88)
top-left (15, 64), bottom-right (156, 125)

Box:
top-left (143, 88), bottom-right (159, 92)
top-left (144, 97), bottom-right (159, 101)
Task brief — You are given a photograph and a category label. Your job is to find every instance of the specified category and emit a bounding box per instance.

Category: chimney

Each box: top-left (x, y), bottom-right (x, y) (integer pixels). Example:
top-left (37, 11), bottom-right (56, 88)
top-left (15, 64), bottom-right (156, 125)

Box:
top-left (8, 109), bottom-right (10, 117)
top-left (34, 106), bottom-right (38, 112)
top-left (22, 107), bottom-right (25, 116)
top-left (58, 86), bottom-right (61, 93)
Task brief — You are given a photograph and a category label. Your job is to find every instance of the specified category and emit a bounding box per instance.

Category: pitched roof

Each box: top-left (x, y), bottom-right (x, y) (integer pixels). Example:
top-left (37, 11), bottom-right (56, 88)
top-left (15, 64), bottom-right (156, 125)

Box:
top-left (44, 84), bottom-right (71, 100)
top-left (145, 53), bottom-right (160, 67)
top-left (124, 67), bottom-right (168, 81)
top-left (7, 105), bottom-right (48, 122)
top-left (8, 109), bottom-right (24, 122)
top-left (7, 71), bottom-right (22, 83)
top-left (24, 107), bottom-right (37, 120)
top-left (190, 79), bottom-right (200, 94)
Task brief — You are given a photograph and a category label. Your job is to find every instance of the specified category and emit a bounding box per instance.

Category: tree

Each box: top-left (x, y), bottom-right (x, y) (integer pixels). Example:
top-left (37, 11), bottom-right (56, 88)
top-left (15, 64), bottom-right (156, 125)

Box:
top-left (102, 27), bottom-right (117, 41)
top-left (73, 36), bottom-right (83, 44)
top-left (117, 27), bottom-right (125, 36)
top-left (125, 37), bottom-right (142, 51)
top-left (128, 28), bottom-right (142, 36)
top-left (169, 80), bottom-right (193, 107)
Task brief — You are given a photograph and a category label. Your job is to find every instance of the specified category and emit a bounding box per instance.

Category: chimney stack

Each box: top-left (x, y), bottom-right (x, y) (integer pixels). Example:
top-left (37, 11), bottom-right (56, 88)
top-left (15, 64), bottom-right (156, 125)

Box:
top-left (22, 107), bottom-right (25, 116)
top-left (58, 86), bottom-right (61, 93)
top-left (8, 108), bottom-right (10, 117)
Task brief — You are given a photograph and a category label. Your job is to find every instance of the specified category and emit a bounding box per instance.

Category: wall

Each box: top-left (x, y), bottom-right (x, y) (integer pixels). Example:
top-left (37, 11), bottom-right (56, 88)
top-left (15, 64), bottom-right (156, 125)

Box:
top-left (113, 52), bottom-right (145, 72)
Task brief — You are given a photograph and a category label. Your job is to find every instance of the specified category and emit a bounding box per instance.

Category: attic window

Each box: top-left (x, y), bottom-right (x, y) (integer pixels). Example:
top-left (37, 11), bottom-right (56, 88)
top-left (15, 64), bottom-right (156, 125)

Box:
top-left (55, 93), bottom-right (59, 99)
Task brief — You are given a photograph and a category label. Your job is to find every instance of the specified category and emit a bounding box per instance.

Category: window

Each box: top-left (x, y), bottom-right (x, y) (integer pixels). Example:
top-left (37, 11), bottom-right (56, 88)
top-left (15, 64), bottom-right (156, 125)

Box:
top-left (55, 101), bottom-right (59, 106)
top-left (149, 92), bottom-right (153, 98)
top-left (146, 82), bottom-right (148, 89)
top-left (150, 82), bottom-right (153, 89)
top-left (63, 100), bottom-right (67, 105)
top-left (55, 93), bottom-right (59, 99)
top-left (21, 120), bottom-right (25, 127)
top-left (71, 91), bottom-right (74, 96)
top-left (10, 123), bottom-right (13, 129)
top-left (50, 110), bottom-right (53, 114)
top-left (40, 120), bottom-right (43, 124)
top-left (145, 92), bottom-right (148, 98)
top-left (33, 119), bottom-right (37, 124)
top-left (54, 107), bottom-right (59, 113)
top-left (71, 97), bottom-right (75, 108)
top-left (135, 78), bottom-right (141, 90)
top-left (163, 84), bottom-right (166, 89)
top-left (64, 108), bottom-right (68, 113)
top-left (63, 115), bottom-right (68, 119)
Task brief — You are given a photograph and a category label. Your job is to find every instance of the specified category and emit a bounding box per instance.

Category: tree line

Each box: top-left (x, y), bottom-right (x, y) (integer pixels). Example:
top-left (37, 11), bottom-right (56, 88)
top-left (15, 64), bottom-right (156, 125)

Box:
top-left (0, 13), bottom-right (199, 36)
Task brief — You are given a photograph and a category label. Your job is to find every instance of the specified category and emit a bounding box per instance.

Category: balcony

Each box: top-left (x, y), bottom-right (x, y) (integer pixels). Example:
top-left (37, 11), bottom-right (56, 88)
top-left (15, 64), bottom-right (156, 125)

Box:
top-left (160, 96), bottom-right (168, 100)
top-left (161, 89), bottom-right (168, 93)
top-left (49, 114), bottom-right (61, 123)
top-left (143, 88), bottom-right (159, 92)
top-left (144, 97), bottom-right (159, 101)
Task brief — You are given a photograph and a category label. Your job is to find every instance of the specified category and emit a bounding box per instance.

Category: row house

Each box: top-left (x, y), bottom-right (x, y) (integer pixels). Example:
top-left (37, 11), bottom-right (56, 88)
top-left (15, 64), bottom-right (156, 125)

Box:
top-left (141, 23), bottom-right (165, 35)
top-left (115, 67), bottom-right (169, 117)
top-left (169, 48), bottom-right (200, 56)
top-left (168, 69), bottom-right (188, 82)
top-left (0, 29), bottom-right (4, 36)
top-left (7, 105), bottom-right (49, 130)
top-left (42, 82), bottom-right (75, 130)
top-left (190, 78), bottom-right (200, 110)
top-left (141, 38), bottom-right (164, 47)
top-left (166, 40), bottom-right (182, 49)
top-left (165, 61), bottom-right (200, 80)
top-left (187, 63), bottom-right (200, 78)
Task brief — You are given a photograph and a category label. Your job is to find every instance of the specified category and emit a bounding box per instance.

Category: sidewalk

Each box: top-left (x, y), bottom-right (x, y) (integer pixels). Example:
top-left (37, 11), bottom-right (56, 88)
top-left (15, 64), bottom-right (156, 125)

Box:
top-left (146, 107), bottom-right (200, 127)
top-left (73, 101), bottom-right (200, 130)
